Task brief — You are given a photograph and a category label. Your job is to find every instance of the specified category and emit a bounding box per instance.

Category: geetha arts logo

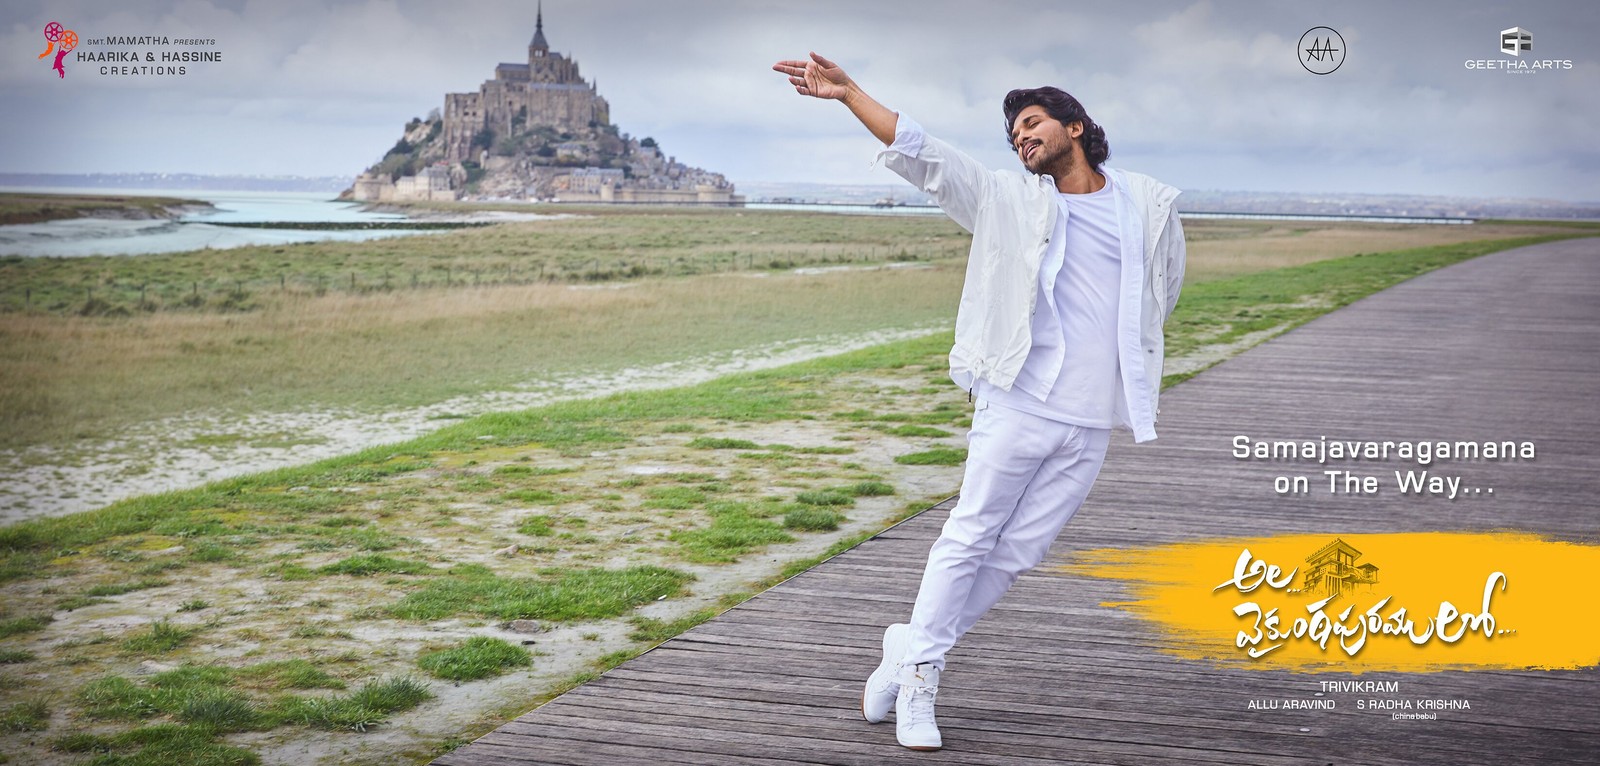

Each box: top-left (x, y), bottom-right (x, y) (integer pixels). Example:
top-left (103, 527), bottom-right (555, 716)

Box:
top-left (1500, 27), bottom-right (1532, 56)
top-left (1465, 26), bottom-right (1571, 74)
top-left (36, 21), bottom-right (79, 79)
top-left (1298, 26), bottom-right (1345, 75)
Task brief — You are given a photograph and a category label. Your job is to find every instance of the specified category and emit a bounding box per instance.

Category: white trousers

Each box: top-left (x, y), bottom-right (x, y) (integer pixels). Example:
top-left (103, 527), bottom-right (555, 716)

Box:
top-left (900, 398), bottom-right (1111, 670)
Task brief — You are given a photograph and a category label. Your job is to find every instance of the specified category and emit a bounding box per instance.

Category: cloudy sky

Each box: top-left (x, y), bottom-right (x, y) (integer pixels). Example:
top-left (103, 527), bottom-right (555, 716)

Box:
top-left (1, 0), bottom-right (1596, 201)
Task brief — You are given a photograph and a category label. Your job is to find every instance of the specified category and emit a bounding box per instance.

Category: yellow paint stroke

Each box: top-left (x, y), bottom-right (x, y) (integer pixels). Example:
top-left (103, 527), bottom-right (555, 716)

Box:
top-left (1053, 532), bottom-right (1600, 673)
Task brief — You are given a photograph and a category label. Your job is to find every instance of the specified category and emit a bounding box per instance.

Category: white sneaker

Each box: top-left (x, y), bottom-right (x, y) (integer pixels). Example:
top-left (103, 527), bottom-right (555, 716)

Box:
top-left (861, 623), bottom-right (910, 723)
top-left (896, 662), bottom-right (942, 750)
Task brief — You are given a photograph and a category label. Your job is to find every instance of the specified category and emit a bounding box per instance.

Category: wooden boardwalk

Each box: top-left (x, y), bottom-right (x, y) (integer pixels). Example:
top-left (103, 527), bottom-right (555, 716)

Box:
top-left (434, 238), bottom-right (1600, 765)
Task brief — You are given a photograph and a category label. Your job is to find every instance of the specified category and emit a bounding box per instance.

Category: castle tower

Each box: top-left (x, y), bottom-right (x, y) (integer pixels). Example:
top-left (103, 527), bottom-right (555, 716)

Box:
top-left (442, 2), bottom-right (611, 162)
top-left (525, 2), bottom-right (580, 84)
top-left (528, 1), bottom-right (549, 59)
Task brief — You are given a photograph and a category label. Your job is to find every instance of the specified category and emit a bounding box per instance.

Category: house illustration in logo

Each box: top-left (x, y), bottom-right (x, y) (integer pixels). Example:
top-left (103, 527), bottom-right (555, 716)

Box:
top-left (1301, 538), bottom-right (1380, 598)
top-left (1501, 27), bottom-right (1532, 57)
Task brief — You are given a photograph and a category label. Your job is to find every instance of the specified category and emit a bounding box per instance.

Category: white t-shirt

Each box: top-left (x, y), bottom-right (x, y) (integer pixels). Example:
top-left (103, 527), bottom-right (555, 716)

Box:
top-left (978, 171), bottom-right (1122, 427)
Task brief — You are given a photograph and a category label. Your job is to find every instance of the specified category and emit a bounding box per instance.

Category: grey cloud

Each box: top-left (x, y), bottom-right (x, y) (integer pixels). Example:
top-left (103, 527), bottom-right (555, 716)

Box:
top-left (0, 0), bottom-right (1594, 200)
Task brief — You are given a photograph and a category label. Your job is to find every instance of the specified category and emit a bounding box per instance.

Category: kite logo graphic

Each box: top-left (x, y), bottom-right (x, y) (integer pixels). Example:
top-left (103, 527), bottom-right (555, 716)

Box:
top-left (37, 21), bottom-right (79, 78)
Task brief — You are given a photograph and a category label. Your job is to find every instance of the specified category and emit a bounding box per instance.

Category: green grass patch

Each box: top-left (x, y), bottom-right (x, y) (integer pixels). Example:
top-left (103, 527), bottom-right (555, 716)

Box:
top-left (841, 480), bottom-right (896, 496)
top-left (78, 676), bottom-right (161, 721)
top-left (688, 437), bottom-right (760, 450)
top-left (885, 424), bottom-right (953, 438)
top-left (417, 636), bottom-right (532, 681)
top-left (281, 676), bottom-right (432, 732)
top-left (263, 562), bottom-right (317, 581)
top-left (518, 514), bottom-right (556, 537)
top-left (628, 606), bottom-right (722, 643)
top-left (178, 688), bottom-right (264, 732)
top-left (387, 565), bottom-right (693, 621)
top-left (643, 486), bottom-right (708, 510)
top-left (671, 505), bottom-right (794, 564)
top-left (185, 543), bottom-right (238, 563)
top-left (120, 620), bottom-right (197, 654)
top-left (236, 659), bottom-right (346, 691)
top-left (318, 554), bottom-right (433, 576)
top-left (895, 448), bottom-right (967, 466)
top-left (0, 614), bottom-right (52, 639)
top-left (315, 516), bottom-right (367, 528)
top-left (0, 649), bottom-right (36, 663)
top-left (85, 579), bottom-right (170, 597)
top-left (502, 488), bottom-right (572, 505)
top-left (783, 507), bottom-right (845, 532)
top-left (53, 723), bottom-right (261, 765)
top-left (1, 699), bottom-right (49, 732)
top-left (795, 490), bottom-right (854, 507)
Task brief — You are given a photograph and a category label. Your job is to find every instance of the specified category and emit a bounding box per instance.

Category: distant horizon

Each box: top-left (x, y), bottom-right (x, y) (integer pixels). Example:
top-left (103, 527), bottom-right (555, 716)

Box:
top-left (2, 172), bottom-right (1596, 207)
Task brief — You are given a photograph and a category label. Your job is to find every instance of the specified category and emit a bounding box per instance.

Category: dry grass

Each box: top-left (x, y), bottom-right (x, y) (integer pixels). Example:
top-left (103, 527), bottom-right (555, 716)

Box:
top-left (2, 213), bottom-right (1587, 454)
top-left (0, 265), bottom-right (965, 450)
top-left (1182, 220), bottom-right (1587, 280)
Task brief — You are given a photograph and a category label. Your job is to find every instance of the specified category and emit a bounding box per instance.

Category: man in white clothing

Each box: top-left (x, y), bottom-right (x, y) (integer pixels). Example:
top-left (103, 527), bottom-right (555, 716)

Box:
top-left (772, 52), bottom-right (1186, 752)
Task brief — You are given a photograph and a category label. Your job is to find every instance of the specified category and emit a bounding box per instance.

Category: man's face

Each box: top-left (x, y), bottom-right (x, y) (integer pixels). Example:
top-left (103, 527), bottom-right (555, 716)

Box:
top-left (1010, 105), bottom-right (1081, 175)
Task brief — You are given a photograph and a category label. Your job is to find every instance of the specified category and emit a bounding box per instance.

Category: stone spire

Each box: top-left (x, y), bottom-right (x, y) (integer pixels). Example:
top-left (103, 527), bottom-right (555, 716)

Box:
top-left (530, 1), bottom-right (548, 51)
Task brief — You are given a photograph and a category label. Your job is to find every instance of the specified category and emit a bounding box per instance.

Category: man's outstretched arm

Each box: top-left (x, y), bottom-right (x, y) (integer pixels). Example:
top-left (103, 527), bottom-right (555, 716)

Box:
top-left (772, 51), bottom-right (993, 231)
top-left (772, 52), bottom-right (896, 145)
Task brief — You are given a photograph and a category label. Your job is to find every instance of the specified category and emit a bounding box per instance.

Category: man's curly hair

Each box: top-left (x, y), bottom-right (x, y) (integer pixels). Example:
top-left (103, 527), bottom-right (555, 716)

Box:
top-left (1002, 87), bottom-right (1110, 171)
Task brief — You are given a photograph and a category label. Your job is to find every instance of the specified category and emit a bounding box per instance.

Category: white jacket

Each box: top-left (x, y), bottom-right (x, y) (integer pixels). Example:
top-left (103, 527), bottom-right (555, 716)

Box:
top-left (875, 114), bottom-right (1186, 442)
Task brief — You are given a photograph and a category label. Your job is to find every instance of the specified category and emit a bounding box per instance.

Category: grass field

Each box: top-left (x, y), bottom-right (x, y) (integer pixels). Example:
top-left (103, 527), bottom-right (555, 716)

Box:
top-left (2, 210), bottom-right (1590, 456)
top-left (1, 209), bottom-right (1596, 764)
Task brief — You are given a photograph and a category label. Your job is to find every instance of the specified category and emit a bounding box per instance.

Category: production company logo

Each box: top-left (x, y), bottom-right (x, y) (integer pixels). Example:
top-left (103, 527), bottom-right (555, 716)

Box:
top-left (35, 20), bottom-right (78, 79)
top-left (1465, 26), bottom-right (1571, 74)
top-left (1500, 27), bottom-right (1531, 56)
top-left (1297, 26), bottom-right (1344, 75)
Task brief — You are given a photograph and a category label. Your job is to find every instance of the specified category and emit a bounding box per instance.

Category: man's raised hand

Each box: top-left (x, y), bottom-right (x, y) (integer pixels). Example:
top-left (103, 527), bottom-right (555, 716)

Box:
top-left (772, 51), bottom-right (853, 101)
top-left (772, 51), bottom-right (896, 145)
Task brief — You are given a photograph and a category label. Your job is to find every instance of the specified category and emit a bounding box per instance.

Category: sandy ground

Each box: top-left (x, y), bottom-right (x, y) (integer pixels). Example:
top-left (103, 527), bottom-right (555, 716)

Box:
top-left (0, 350), bottom-right (974, 766)
top-left (0, 325), bottom-right (946, 524)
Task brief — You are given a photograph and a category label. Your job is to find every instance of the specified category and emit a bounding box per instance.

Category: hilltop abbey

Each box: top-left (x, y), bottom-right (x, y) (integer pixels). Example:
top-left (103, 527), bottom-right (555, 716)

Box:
top-left (441, 7), bottom-right (609, 162)
top-left (349, 5), bottom-right (739, 205)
